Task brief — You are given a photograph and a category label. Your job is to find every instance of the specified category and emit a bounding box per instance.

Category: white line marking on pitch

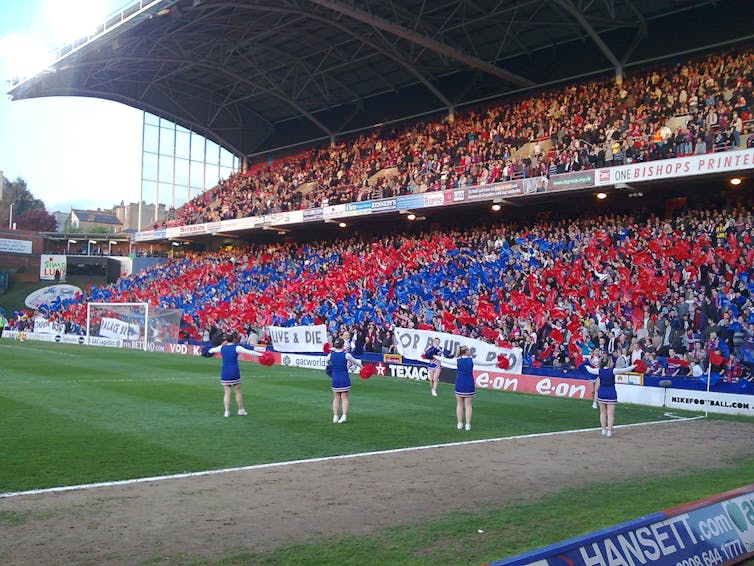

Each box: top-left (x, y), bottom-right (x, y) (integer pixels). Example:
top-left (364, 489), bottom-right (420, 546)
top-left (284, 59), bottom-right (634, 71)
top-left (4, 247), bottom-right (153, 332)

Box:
top-left (0, 415), bottom-right (705, 499)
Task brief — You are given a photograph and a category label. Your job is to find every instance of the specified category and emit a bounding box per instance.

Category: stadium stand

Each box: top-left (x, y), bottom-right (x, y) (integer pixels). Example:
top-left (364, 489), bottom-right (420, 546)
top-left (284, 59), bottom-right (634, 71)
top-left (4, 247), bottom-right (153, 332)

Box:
top-left (17, 202), bottom-right (754, 383)
top-left (162, 46), bottom-right (754, 228)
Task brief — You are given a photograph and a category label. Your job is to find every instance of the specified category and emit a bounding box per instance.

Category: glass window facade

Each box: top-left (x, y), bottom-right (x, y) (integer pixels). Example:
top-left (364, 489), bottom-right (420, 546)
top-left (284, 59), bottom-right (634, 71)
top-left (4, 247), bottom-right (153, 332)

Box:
top-left (140, 113), bottom-right (239, 229)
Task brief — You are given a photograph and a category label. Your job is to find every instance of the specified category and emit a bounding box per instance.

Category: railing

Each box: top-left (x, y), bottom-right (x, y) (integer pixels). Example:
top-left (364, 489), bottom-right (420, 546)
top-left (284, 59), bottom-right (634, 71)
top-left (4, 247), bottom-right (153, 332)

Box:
top-left (10, 0), bottom-right (164, 87)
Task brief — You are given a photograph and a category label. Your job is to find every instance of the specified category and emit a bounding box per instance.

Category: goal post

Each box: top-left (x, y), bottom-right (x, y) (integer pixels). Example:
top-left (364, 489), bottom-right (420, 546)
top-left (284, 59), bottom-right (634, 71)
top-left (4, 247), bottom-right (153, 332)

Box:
top-left (86, 302), bottom-right (183, 351)
top-left (87, 302), bottom-right (148, 351)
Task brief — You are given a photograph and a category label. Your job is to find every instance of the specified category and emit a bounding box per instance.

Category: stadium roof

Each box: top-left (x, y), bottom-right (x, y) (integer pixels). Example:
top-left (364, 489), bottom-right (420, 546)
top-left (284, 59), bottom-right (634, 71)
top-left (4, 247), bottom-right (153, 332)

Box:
top-left (8, 0), bottom-right (754, 158)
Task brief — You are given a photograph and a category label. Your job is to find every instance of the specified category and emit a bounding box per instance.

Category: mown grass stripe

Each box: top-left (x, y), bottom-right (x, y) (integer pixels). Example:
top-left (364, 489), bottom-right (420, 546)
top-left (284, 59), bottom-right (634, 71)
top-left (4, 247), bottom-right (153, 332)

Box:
top-left (1, 415), bottom-right (703, 498)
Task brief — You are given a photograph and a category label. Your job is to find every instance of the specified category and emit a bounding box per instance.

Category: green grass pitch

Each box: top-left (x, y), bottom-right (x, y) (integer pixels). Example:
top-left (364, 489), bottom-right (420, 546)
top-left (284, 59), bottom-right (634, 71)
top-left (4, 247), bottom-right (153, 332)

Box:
top-left (0, 340), bottom-right (704, 494)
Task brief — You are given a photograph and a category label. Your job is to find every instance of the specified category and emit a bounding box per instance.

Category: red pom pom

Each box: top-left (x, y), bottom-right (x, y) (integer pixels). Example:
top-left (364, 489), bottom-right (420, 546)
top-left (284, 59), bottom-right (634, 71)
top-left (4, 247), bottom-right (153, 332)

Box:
top-left (497, 353), bottom-right (505, 362)
top-left (359, 364), bottom-right (375, 380)
top-left (258, 351), bottom-right (275, 366)
top-left (633, 359), bottom-right (647, 373)
top-left (323, 343), bottom-right (331, 354)
top-left (497, 356), bottom-right (510, 370)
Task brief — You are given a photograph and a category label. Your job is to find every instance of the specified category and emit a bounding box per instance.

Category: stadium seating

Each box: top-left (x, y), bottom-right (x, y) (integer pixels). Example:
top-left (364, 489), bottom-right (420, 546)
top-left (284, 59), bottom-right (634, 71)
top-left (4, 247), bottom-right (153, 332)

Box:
top-left (161, 46), bottom-right (753, 228)
top-left (27, 204), bottom-right (754, 381)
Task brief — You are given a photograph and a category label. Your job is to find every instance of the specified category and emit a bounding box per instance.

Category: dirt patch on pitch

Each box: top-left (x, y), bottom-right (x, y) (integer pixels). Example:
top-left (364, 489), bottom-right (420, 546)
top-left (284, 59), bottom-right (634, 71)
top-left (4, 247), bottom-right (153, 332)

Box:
top-left (1, 419), bottom-right (752, 565)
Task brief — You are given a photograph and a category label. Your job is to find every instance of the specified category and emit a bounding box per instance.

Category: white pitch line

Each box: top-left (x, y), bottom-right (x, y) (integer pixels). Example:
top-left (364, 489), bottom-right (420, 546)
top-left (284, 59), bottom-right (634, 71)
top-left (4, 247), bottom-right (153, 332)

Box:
top-left (0, 415), bottom-right (705, 499)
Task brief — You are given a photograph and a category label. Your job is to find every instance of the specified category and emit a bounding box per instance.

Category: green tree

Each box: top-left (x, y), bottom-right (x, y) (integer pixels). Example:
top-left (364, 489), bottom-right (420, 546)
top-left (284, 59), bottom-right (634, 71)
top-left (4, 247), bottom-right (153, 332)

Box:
top-left (0, 176), bottom-right (57, 231)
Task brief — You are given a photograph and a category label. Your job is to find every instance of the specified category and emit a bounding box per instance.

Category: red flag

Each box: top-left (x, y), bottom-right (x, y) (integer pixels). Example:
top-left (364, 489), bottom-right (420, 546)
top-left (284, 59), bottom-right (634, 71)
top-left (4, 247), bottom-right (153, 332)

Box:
top-left (458, 315), bottom-right (478, 326)
top-left (481, 327), bottom-right (498, 341)
top-left (549, 327), bottom-right (563, 344)
top-left (441, 311), bottom-right (456, 328)
top-left (709, 351), bottom-right (726, 366)
top-left (668, 357), bottom-right (690, 367)
top-left (566, 318), bottom-right (581, 335)
top-left (631, 308), bottom-right (643, 330)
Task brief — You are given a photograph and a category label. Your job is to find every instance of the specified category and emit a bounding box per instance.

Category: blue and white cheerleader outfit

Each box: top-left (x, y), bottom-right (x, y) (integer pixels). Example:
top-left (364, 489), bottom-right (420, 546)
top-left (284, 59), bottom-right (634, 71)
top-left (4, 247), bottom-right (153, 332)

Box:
top-left (210, 344), bottom-right (259, 385)
top-left (454, 356), bottom-right (475, 397)
top-left (596, 367), bottom-right (618, 404)
top-left (326, 350), bottom-right (361, 393)
top-left (423, 345), bottom-right (442, 370)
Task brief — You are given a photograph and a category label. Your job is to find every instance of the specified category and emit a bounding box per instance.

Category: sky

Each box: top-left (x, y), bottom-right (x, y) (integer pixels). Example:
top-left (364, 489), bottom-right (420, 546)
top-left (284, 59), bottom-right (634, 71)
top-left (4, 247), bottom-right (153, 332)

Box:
top-left (0, 0), bottom-right (143, 213)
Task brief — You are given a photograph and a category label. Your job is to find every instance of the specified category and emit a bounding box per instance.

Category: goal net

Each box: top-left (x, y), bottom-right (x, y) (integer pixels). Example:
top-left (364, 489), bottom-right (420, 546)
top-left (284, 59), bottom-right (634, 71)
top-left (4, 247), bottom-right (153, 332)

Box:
top-left (86, 302), bottom-right (183, 351)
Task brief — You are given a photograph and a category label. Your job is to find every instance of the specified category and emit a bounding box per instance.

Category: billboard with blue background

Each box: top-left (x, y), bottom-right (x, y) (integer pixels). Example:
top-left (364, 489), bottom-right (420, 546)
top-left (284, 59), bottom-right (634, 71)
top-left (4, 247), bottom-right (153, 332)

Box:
top-left (489, 484), bottom-right (754, 566)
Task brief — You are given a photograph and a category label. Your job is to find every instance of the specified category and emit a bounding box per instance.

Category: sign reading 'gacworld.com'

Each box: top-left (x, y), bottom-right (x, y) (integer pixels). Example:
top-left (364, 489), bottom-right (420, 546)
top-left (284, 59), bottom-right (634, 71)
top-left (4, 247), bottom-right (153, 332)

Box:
top-left (488, 484), bottom-right (754, 566)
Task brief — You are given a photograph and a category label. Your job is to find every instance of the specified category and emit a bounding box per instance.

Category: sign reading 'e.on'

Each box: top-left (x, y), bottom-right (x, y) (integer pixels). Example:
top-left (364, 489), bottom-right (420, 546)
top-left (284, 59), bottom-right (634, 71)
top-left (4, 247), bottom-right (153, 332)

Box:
top-left (474, 371), bottom-right (589, 399)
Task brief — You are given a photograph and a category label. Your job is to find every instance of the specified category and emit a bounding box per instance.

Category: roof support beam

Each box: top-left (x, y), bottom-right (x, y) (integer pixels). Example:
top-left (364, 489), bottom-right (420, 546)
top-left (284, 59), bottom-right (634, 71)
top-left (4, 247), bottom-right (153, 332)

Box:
top-left (309, 0), bottom-right (534, 87)
top-left (551, 0), bottom-right (622, 74)
top-left (65, 55), bottom-right (333, 137)
top-left (192, 1), bottom-right (453, 127)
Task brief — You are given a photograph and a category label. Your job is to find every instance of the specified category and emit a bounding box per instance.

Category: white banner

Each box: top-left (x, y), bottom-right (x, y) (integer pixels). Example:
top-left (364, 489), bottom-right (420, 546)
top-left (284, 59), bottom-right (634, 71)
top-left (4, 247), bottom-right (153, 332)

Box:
top-left (595, 148), bottom-right (754, 186)
top-left (99, 316), bottom-right (141, 340)
top-left (269, 324), bottom-right (328, 353)
top-left (33, 316), bottom-right (64, 335)
top-left (278, 352), bottom-right (329, 369)
top-left (393, 327), bottom-right (523, 374)
top-left (0, 237), bottom-right (32, 254)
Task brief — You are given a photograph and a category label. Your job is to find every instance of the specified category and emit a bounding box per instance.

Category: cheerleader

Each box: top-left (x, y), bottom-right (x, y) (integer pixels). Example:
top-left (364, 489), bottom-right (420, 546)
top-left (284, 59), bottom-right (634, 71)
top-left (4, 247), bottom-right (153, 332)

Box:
top-left (436, 346), bottom-right (475, 430)
top-left (585, 357), bottom-right (635, 437)
top-left (325, 338), bottom-right (363, 423)
top-left (422, 337), bottom-right (443, 396)
top-left (208, 332), bottom-right (261, 417)
top-left (587, 348), bottom-right (601, 408)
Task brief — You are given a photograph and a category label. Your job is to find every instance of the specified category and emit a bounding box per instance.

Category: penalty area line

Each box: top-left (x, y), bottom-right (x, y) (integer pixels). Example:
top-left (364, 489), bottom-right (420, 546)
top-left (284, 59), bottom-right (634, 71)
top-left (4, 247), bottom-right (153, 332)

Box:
top-left (0, 414), bottom-right (704, 499)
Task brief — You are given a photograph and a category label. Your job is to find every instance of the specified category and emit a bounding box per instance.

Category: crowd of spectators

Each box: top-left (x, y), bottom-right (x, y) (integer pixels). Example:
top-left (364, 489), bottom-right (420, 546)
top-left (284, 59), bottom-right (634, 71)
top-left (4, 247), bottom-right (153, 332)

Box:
top-left (21, 202), bottom-right (754, 386)
top-left (161, 46), bottom-right (754, 228)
